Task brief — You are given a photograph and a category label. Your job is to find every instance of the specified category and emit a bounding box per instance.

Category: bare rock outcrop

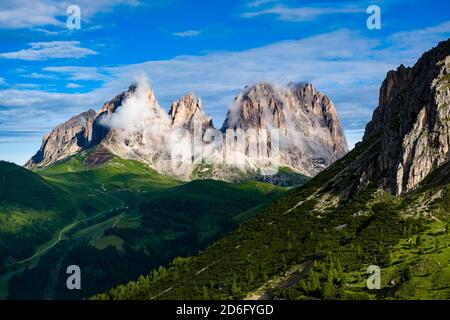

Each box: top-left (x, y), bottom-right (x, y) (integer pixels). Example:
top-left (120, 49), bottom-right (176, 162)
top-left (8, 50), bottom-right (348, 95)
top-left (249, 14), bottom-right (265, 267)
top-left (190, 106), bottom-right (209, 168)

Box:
top-left (169, 93), bottom-right (213, 130)
top-left (221, 82), bottom-right (348, 176)
top-left (26, 81), bottom-right (349, 180)
top-left (363, 38), bottom-right (450, 195)
top-left (25, 110), bottom-right (98, 168)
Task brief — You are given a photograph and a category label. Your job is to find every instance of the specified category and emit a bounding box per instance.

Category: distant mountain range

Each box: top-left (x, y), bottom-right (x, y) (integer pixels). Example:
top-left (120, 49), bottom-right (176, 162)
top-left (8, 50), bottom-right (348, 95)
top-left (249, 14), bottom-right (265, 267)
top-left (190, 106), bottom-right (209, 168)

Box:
top-left (25, 81), bottom-right (348, 180)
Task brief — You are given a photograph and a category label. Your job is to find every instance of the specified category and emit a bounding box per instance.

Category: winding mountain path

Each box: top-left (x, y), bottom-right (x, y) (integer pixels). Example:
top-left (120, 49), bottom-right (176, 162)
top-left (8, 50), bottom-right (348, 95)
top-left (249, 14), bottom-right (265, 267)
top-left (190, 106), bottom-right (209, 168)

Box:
top-left (6, 206), bottom-right (127, 267)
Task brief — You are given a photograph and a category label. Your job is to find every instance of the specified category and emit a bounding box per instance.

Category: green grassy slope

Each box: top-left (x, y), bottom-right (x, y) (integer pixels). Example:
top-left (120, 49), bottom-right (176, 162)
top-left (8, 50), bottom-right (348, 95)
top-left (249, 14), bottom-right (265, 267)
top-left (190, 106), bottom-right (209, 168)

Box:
top-left (93, 143), bottom-right (450, 300)
top-left (0, 161), bottom-right (77, 268)
top-left (1, 151), bottom-right (287, 299)
top-left (1, 161), bottom-right (63, 208)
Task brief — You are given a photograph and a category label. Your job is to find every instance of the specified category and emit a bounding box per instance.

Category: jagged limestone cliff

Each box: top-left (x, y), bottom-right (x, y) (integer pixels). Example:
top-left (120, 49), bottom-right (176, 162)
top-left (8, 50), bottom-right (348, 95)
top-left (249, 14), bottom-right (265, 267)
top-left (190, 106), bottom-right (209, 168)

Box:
top-left (26, 81), bottom-right (348, 180)
top-left (363, 39), bottom-right (450, 195)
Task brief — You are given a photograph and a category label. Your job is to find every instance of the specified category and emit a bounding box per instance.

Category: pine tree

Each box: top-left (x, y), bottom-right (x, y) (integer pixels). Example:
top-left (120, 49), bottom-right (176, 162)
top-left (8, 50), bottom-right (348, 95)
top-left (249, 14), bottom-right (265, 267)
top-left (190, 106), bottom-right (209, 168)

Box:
top-left (262, 271), bottom-right (268, 282)
top-left (157, 266), bottom-right (168, 279)
top-left (335, 257), bottom-right (343, 281)
top-left (202, 286), bottom-right (209, 299)
top-left (322, 269), bottom-right (335, 300)
top-left (356, 243), bottom-right (363, 256)
top-left (231, 279), bottom-right (239, 296)
top-left (401, 267), bottom-right (412, 282)
top-left (329, 258), bottom-right (337, 279)
top-left (309, 271), bottom-right (318, 291)
top-left (379, 241), bottom-right (385, 254)
top-left (407, 224), bottom-right (413, 237)
top-left (247, 270), bottom-right (254, 285)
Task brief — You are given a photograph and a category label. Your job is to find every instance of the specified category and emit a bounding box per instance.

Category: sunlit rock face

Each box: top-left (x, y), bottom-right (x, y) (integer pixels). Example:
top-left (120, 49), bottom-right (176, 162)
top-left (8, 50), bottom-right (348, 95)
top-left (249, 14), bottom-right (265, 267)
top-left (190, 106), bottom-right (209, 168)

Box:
top-left (26, 80), bottom-right (349, 181)
top-left (221, 82), bottom-right (348, 176)
top-left (363, 39), bottom-right (450, 195)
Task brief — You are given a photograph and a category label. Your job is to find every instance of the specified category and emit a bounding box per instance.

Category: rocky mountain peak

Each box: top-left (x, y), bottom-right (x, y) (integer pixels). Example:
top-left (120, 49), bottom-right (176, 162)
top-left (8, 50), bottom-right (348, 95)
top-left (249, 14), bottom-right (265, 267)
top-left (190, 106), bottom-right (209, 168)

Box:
top-left (98, 84), bottom-right (137, 115)
top-left (25, 109), bottom-right (99, 168)
top-left (168, 93), bottom-right (213, 129)
top-left (361, 38), bottom-right (450, 195)
top-left (221, 82), bottom-right (348, 176)
top-left (26, 80), bottom-right (349, 179)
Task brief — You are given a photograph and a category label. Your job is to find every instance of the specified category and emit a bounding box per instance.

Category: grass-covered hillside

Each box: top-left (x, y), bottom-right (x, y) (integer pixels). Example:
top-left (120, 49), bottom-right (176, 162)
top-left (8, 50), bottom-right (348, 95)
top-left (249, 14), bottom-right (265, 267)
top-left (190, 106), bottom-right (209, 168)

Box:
top-left (0, 148), bottom-right (288, 299)
top-left (0, 161), bottom-right (76, 269)
top-left (93, 141), bottom-right (450, 300)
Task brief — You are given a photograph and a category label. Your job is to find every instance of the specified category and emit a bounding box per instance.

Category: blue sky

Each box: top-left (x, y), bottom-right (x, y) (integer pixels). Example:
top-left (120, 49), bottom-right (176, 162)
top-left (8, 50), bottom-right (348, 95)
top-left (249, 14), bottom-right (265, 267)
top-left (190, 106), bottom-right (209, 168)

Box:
top-left (1, 0), bottom-right (450, 165)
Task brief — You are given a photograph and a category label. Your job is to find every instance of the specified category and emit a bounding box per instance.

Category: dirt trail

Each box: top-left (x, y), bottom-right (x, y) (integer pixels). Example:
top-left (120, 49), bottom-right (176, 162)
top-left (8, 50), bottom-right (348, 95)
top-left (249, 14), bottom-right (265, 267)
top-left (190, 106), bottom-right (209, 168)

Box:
top-left (6, 206), bottom-right (127, 267)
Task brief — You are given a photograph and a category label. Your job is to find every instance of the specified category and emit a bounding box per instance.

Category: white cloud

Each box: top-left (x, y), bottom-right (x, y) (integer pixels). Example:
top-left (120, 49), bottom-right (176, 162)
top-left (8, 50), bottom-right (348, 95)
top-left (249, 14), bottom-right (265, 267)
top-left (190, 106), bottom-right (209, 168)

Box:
top-left (242, 3), bottom-right (364, 21)
top-left (0, 1), bottom-right (61, 29)
top-left (0, 88), bottom-right (112, 137)
top-left (386, 21), bottom-right (450, 55)
top-left (0, 41), bottom-right (97, 61)
top-left (246, 0), bottom-right (279, 8)
top-left (0, 77), bottom-right (6, 86)
top-left (13, 83), bottom-right (44, 89)
top-left (65, 83), bottom-right (84, 89)
top-left (0, 0), bottom-right (141, 29)
top-left (21, 72), bottom-right (57, 79)
top-left (172, 30), bottom-right (202, 37)
top-left (344, 129), bottom-right (366, 149)
top-left (104, 29), bottom-right (394, 126)
top-left (43, 66), bottom-right (109, 81)
top-left (0, 89), bottom-right (95, 110)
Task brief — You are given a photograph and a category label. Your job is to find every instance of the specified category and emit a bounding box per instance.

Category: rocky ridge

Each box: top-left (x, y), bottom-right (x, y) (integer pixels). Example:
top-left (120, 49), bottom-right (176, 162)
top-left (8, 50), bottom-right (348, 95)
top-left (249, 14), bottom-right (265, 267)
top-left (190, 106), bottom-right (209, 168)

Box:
top-left (362, 39), bottom-right (450, 195)
top-left (25, 81), bottom-right (349, 180)
top-left (222, 82), bottom-right (348, 175)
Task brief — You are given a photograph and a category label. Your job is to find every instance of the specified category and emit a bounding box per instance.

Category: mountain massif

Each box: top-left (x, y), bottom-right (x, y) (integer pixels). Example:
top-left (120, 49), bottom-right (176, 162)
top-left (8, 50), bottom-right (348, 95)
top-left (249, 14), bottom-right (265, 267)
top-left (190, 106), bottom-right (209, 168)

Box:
top-left (25, 81), bottom-right (348, 180)
top-left (222, 82), bottom-right (348, 175)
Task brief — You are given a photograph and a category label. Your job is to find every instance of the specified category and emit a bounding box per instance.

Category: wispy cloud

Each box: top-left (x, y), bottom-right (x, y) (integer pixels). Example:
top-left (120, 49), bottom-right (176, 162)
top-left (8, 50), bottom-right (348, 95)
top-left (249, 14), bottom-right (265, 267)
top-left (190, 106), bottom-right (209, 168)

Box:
top-left (43, 66), bottom-right (109, 81)
top-left (172, 30), bottom-right (202, 37)
top-left (0, 41), bottom-right (97, 61)
top-left (0, 0), bottom-right (61, 29)
top-left (0, 77), bottom-right (6, 86)
top-left (65, 83), bottom-right (84, 89)
top-left (0, 0), bottom-right (141, 29)
top-left (20, 72), bottom-right (57, 80)
top-left (13, 83), bottom-right (45, 89)
top-left (246, 0), bottom-right (279, 8)
top-left (386, 21), bottom-right (450, 51)
top-left (104, 29), bottom-right (395, 124)
top-left (242, 1), bottom-right (365, 21)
